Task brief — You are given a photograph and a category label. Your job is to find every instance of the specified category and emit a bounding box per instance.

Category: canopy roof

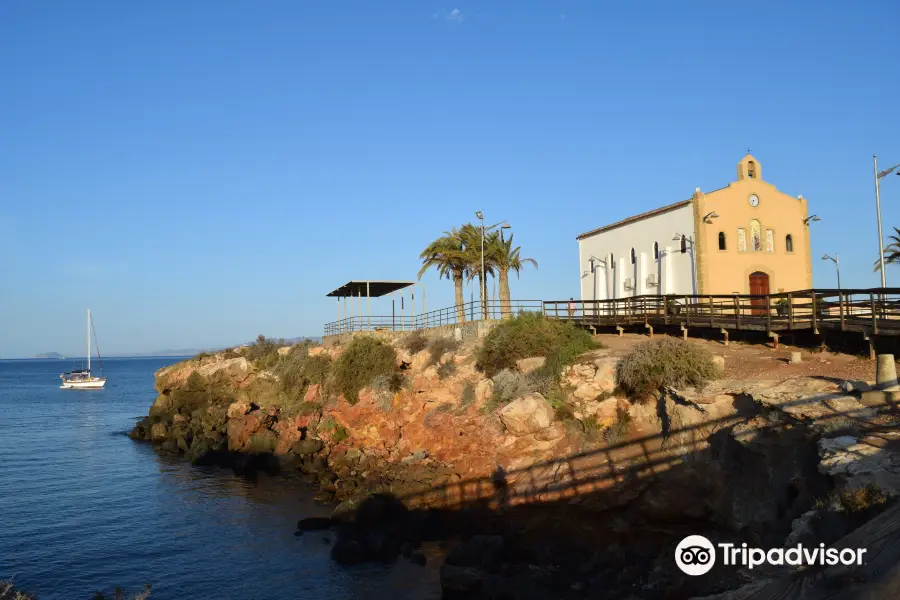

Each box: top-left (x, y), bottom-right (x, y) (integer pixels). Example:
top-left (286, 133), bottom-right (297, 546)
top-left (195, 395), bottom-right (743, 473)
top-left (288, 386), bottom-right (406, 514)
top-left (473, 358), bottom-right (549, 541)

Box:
top-left (326, 280), bottom-right (414, 298)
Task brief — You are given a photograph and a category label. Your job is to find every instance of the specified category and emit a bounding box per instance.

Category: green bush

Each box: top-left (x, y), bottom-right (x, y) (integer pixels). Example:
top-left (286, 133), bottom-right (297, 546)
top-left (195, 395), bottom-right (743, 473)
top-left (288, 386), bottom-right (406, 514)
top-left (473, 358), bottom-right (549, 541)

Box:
top-left (615, 337), bottom-right (718, 398)
top-left (333, 336), bottom-right (398, 405)
top-left (245, 334), bottom-right (287, 369)
top-left (476, 312), bottom-right (599, 377)
top-left (428, 337), bottom-right (461, 366)
top-left (270, 349), bottom-right (333, 411)
top-left (401, 331), bottom-right (428, 355)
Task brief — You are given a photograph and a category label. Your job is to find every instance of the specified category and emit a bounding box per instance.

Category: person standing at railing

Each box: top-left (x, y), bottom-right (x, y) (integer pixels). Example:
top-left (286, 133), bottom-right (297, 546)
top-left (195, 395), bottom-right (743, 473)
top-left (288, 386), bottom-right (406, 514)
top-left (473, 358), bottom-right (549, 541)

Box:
top-left (568, 297), bottom-right (576, 320)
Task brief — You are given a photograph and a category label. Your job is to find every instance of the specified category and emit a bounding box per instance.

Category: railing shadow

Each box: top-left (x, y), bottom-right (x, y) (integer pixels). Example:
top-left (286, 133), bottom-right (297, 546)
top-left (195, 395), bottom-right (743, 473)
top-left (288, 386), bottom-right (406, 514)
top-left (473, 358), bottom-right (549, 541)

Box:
top-left (353, 390), bottom-right (900, 599)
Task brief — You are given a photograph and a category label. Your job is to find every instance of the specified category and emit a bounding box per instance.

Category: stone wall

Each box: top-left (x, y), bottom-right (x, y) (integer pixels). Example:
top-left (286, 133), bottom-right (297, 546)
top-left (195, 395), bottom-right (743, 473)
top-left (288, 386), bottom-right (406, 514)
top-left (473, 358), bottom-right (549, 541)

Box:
top-left (323, 319), bottom-right (497, 347)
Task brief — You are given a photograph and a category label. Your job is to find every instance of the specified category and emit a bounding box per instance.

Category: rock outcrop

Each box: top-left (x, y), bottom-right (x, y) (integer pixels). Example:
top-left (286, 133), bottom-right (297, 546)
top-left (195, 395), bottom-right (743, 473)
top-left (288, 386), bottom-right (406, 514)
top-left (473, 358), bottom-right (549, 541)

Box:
top-left (130, 336), bottom-right (900, 600)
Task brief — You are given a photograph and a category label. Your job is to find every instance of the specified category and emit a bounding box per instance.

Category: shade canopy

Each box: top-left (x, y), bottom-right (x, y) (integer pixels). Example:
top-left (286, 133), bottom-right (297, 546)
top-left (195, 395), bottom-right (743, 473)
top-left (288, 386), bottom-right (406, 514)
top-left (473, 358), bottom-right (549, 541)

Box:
top-left (326, 280), bottom-right (415, 298)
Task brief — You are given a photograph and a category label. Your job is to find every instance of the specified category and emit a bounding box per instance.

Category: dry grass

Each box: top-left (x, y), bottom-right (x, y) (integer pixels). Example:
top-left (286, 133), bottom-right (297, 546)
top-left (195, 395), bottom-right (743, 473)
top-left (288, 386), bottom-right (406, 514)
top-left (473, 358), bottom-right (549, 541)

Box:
top-left (427, 337), bottom-right (461, 366)
top-left (400, 331), bottom-right (428, 355)
top-left (818, 484), bottom-right (890, 513)
top-left (615, 337), bottom-right (718, 399)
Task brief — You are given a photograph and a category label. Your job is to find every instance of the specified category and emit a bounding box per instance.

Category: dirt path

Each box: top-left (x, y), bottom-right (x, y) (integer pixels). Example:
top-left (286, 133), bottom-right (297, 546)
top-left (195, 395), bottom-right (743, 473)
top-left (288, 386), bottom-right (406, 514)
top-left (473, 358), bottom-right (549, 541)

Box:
top-left (594, 332), bottom-right (877, 384)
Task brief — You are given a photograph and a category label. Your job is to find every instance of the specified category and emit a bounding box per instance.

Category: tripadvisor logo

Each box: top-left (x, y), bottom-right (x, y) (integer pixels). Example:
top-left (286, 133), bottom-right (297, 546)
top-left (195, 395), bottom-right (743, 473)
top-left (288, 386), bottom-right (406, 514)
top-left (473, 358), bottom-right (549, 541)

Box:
top-left (674, 535), bottom-right (867, 576)
top-left (675, 535), bottom-right (716, 576)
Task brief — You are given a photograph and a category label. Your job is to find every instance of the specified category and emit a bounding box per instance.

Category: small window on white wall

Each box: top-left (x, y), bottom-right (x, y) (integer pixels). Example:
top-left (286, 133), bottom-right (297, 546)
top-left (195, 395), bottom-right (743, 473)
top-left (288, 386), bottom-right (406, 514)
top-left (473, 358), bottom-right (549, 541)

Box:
top-left (653, 242), bottom-right (659, 260)
top-left (630, 248), bottom-right (636, 264)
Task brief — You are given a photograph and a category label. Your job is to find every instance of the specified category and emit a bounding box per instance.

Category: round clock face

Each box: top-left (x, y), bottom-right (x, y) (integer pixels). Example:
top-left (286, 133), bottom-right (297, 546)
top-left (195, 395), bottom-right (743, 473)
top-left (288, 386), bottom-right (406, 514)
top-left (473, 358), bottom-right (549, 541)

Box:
top-left (749, 194), bottom-right (760, 207)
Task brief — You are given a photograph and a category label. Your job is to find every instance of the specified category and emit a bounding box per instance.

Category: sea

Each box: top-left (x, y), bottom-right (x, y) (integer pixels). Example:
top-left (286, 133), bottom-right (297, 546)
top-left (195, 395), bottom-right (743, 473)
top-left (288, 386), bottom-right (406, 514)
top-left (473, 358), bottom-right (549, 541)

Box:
top-left (0, 357), bottom-right (440, 600)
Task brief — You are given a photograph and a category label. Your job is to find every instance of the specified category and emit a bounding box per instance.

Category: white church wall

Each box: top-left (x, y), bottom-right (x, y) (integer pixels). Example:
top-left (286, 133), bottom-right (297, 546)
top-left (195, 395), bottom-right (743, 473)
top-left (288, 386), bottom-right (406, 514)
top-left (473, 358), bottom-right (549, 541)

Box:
top-left (578, 204), bottom-right (696, 302)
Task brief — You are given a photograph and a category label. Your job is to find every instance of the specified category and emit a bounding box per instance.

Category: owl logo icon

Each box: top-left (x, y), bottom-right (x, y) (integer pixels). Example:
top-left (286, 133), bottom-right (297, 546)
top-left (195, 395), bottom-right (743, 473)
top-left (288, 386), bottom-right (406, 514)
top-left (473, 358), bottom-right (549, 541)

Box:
top-left (675, 535), bottom-right (716, 576)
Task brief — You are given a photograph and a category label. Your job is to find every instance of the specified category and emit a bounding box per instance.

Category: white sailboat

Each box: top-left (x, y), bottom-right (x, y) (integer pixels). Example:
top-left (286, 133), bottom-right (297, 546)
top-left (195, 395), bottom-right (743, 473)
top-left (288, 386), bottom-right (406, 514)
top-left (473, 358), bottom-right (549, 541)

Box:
top-left (60, 309), bottom-right (107, 389)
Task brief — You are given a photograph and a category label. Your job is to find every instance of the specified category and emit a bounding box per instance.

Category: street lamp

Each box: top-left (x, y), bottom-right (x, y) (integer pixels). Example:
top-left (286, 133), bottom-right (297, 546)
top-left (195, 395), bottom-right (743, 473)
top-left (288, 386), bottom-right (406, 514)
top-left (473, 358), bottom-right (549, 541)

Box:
top-left (803, 215), bottom-right (821, 225)
top-left (822, 253), bottom-right (841, 290)
top-left (474, 211), bottom-right (509, 318)
top-left (874, 155), bottom-right (900, 287)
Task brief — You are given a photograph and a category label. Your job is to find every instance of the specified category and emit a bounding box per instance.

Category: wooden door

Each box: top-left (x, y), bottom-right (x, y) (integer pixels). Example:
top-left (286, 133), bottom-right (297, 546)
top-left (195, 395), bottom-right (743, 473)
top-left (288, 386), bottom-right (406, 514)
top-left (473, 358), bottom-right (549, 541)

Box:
top-left (749, 272), bottom-right (770, 316)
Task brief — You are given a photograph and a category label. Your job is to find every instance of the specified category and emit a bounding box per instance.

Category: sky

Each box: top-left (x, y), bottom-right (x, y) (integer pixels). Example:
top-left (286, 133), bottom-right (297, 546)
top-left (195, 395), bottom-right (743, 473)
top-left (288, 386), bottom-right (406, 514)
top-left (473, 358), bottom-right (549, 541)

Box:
top-left (1, 1), bottom-right (899, 358)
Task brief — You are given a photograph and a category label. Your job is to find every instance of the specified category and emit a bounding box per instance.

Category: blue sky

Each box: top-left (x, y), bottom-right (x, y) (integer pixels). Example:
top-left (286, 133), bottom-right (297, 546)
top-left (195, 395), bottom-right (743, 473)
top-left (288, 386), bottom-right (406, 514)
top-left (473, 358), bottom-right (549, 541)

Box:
top-left (1, 1), bottom-right (898, 358)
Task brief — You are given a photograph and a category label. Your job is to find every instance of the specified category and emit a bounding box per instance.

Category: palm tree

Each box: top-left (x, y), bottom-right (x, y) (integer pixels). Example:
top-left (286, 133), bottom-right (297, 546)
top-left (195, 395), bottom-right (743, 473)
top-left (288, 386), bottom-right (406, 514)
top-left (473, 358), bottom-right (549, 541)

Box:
top-left (418, 228), bottom-right (468, 323)
top-left (460, 223), bottom-right (495, 319)
top-left (873, 227), bottom-right (900, 271)
top-left (488, 233), bottom-right (538, 318)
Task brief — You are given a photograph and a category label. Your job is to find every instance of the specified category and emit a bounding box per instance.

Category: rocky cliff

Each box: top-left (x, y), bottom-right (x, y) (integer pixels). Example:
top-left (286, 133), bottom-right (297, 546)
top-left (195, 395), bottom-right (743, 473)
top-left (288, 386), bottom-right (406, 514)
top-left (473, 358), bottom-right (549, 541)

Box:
top-left (129, 336), bottom-right (900, 599)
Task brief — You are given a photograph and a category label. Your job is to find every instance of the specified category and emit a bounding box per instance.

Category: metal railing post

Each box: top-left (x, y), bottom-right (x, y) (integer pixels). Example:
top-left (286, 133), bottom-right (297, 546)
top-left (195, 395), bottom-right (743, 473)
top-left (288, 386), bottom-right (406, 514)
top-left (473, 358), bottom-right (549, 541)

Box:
top-left (839, 292), bottom-right (845, 331)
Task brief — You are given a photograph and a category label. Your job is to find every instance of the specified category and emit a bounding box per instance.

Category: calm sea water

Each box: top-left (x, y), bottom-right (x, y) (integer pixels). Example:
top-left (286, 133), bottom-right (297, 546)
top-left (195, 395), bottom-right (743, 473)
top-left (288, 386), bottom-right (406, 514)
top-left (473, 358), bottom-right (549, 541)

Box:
top-left (0, 358), bottom-right (439, 600)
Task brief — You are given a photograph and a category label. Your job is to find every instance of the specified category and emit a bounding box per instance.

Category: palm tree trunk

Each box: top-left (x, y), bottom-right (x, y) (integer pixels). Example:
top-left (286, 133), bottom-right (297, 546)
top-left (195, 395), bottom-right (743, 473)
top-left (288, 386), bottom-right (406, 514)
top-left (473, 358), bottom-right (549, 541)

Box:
top-left (453, 271), bottom-right (466, 323)
top-left (478, 273), bottom-right (487, 319)
top-left (499, 269), bottom-right (511, 319)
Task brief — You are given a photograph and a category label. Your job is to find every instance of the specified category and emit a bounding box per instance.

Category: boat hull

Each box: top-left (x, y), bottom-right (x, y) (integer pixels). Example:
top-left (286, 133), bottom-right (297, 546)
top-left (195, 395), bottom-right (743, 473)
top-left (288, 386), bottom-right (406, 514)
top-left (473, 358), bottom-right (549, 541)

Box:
top-left (60, 378), bottom-right (106, 389)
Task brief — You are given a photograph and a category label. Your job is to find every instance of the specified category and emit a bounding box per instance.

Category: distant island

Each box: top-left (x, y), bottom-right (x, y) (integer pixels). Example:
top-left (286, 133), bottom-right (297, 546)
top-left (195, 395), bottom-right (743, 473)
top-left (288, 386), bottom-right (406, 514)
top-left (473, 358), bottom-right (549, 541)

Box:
top-left (35, 352), bottom-right (65, 359)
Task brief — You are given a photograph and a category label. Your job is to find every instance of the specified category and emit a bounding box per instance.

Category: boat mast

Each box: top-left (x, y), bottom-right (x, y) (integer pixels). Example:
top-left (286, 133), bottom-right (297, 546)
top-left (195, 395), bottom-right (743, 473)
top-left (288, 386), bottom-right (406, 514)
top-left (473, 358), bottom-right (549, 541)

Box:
top-left (87, 308), bottom-right (91, 373)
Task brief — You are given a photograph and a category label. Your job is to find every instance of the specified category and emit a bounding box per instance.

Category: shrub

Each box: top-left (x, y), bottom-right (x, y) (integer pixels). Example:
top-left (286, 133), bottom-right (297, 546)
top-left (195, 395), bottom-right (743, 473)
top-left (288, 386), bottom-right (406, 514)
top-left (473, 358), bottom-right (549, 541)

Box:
top-left (835, 484), bottom-right (889, 513)
top-left (615, 337), bottom-right (718, 398)
top-left (320, 417), bottom-right (349, 442)
top-left (458, 381), bottom-right (476, 413)
top-left (491, 369), bottom-right (536, 404)
top-left (401, 331), bottom-right (428, 355)
top-left (245, 335), bottom-right (286, 369)
top-left (604, 406), bottom-right (632, 445)
top-left (333, 336), bottom-right (397, 405)
top-left (272, 350), bottom-right (332, 410)
top-left (370, 374), bottom-right (395, 412)
top-left (222, 348), bottom-right (240, 360)
top-left (476, 312), bottom-right (599, 377)
top-left (437, 361), bottom-right (457, 380)
top-left (428, 337), bottom-right (461, 366)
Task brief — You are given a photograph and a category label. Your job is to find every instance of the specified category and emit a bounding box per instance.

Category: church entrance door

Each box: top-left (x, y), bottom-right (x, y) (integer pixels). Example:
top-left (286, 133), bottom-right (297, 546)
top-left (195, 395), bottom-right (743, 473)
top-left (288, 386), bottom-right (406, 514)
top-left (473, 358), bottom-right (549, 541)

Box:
top-left (749, 272), bottom-right (770, 316)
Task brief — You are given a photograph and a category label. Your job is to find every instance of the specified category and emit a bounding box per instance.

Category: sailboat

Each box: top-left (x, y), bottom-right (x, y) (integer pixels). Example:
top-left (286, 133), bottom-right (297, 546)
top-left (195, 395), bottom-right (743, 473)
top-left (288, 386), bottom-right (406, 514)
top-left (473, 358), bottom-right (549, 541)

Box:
top-left (60, 309), bottom-right (107, 389)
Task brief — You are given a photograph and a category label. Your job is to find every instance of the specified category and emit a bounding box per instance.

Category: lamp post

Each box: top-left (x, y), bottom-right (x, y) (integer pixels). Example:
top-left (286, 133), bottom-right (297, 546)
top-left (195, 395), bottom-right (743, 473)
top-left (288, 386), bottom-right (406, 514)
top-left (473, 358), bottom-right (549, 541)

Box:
top-left (673, 233), bottom-right (697, 295)
top-left (474, 211), bottom-right (509, 319)
top-left (822, 253), bottom-right (841, 290)
top-left (874, 156), bottom-right (900, 287)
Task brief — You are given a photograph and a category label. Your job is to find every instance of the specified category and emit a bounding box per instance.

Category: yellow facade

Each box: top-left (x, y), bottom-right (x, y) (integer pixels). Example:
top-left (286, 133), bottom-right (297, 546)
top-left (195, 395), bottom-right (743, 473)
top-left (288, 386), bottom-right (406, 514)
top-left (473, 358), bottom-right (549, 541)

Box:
top-left (692, 155), bottom-right (813, 295)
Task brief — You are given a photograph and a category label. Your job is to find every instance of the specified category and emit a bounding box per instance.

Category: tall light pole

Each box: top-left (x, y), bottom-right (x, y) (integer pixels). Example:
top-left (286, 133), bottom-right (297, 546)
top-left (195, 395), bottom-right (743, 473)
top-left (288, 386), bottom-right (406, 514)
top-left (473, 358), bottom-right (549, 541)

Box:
top-left (822, 253), bottom-right (841, 290)
top-left (874, 155), bottom-right (900, 287)
top-left (474, 211), bottom-right (508, 319)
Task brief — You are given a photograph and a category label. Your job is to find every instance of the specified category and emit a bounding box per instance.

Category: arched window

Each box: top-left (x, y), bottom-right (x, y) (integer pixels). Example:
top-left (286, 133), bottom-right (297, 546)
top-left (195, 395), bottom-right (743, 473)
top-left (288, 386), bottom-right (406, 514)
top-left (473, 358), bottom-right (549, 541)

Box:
top-left (748, 160), bottom-right (757, 179)
top-left (785, 234), bottom-right (793, 252)
top-left (653, 242), bottom-right (659, 260)
top-left (750, 220), bottom-right (762, 251)
top-left (630, 248), bottom-right (636, 264)
top-left (718, 232), bottom-right (726, 250)
top-left (680, 235), bottom-right (687, 254)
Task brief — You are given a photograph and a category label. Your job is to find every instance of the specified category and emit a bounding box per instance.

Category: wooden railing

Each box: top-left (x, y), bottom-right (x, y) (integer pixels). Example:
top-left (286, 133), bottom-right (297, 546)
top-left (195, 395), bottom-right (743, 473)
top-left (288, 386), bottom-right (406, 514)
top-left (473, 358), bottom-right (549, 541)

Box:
top-left (543, 288), bottom-right (900, 335)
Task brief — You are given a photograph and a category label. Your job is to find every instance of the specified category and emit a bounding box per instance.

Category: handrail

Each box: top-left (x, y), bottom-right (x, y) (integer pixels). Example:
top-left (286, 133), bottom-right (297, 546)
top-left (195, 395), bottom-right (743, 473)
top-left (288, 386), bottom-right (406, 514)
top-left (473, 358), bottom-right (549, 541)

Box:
top-left (541, 289), bottom-right (900, 336)
top-left (323, 299), bottom-right (543, 336)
